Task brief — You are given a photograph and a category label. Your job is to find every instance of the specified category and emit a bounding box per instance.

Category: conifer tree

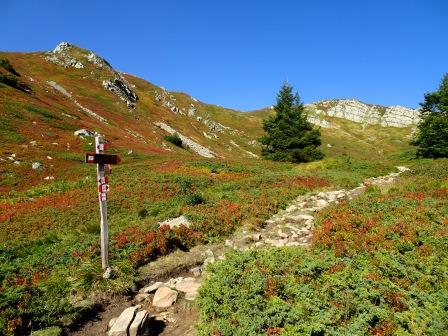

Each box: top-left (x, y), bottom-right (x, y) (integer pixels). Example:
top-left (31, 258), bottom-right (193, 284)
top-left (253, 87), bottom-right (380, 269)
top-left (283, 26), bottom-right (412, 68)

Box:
top-left (260, 83), bottom-right (324, 162)
top-left (412, 73), bottom-right (448, 158)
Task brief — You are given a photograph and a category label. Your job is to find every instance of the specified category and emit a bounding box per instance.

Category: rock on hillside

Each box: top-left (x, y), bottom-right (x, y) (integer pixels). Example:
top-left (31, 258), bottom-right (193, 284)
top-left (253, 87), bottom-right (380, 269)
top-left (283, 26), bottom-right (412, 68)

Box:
top-left (306, 99), bottom-right (419, 128)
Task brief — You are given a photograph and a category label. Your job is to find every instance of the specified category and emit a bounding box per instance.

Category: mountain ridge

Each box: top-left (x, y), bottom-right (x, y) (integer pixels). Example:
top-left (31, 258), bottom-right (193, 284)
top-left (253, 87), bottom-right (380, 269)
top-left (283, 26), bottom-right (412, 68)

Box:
top-left (0, 41), bottom-right (417, 193)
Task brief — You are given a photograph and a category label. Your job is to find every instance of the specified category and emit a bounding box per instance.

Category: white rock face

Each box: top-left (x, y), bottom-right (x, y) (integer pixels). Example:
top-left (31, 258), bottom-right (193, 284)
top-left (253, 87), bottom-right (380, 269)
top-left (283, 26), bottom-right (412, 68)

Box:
top-left (154, 122), bottom-right (216, 158)
top-left (306, 99), bottom-right (419, 127)
top-left (46, 42), bottom-right (84, 68)
top-left (53, 42), bottom-right (72, 53)
top-left (85, 52), bottom-right (111, 69)
top-left (307, 116), bottom-right (337, 129)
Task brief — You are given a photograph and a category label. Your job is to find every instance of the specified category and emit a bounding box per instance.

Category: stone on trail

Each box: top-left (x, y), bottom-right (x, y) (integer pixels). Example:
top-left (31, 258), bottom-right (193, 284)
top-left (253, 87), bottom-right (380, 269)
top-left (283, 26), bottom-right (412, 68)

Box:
top-left (108, 306), bottom-right (139, 336)
top-left (295, 214), bottom-right (314, 221)
top-left (315, 199), bottom-right (328, 208)
top-left (252, 233), bottom-right (262, 241)
top-left (396, 166), bottom-right (410, 172)
top-left (203, 256), bottom-right (215, 267)
top-left (190, 266), bottom-right (202, 276)
top-left (108, 317), bottom-right (118, 329)
top-left (153, 286), bottom-right (178, 308)
top-left (175, 278), bottom-right (202, 300)
top-left (134, 293), bottom-right (149, 303)
top-left (129, 310), bottom-right (150, 336)
top-left (141, 281), bottom-right (164, 293)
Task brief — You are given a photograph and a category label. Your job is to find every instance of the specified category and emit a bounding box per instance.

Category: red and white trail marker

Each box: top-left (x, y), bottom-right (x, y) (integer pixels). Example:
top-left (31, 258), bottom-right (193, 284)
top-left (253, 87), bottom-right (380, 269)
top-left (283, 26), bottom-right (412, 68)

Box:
top-left (85, 135), bottom-right (121, 278)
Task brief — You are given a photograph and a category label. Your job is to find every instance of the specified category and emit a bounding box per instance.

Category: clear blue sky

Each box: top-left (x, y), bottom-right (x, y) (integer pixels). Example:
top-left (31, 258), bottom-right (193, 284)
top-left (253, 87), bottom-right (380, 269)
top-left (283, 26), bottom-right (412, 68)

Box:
top-left (1, 0), bottom-right (447, 110)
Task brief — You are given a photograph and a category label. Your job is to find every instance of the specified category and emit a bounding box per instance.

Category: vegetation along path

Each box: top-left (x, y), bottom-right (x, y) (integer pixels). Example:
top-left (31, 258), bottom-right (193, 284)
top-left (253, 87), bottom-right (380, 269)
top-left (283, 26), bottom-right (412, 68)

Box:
top-left (85, 166), bottom-right (411, 336)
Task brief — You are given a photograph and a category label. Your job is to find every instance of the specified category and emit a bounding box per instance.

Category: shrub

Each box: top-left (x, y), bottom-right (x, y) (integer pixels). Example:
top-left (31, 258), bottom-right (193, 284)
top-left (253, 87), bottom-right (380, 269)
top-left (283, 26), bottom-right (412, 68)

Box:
top-left (0, 58), bottom-right (20, 76)
top-left (196, 163), bottom-right (448, 335)
top-left (138, 208), bottom-right (148, 219)
top-left (164, 133), bottom-right (182, 147)
top-left (185, 193), bottom-right (205, 206)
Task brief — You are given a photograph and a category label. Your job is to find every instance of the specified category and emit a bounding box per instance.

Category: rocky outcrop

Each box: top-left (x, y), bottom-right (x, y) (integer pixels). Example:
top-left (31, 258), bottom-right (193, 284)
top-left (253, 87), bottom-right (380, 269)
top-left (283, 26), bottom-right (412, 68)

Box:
top-left (45, 42), bottom-right (84, 69)
top-left (102, 77), bottom-right (138, 109)
top-left (85, 52), bottom-right (112, 69)
top-left (306, 99), bottom-right (419, 128)
top-left (307, 116), bottom-right (337, 129)
top-left (154, 122), bottom-right (216, 158)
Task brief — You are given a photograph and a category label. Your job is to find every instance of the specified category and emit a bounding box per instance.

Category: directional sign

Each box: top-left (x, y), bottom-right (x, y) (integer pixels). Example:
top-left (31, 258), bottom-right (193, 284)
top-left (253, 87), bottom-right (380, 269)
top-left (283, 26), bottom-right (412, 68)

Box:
top-left (84, 136), bottom-right (121, 279)
top-left (85, 153), bottom-right (121, 165)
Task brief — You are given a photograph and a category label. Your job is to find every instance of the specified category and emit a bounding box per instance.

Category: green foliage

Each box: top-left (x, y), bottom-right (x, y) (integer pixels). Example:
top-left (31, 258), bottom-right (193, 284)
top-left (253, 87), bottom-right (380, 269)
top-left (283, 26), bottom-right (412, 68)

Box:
top-left (164, 132), bottom-right (183, 147)
top-left (31, 326), bottom-right (62, 336)
top-left (412, 73), bottom-right (448, 158)
top-left (26, 106), bottom-right (60, 120)
top-left (260, 83), bottom-right (324, 163)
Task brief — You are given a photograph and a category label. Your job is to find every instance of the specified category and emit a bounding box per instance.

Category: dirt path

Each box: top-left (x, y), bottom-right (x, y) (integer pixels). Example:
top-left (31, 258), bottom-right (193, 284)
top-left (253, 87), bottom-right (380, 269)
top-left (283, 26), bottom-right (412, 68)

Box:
top-left (72, 166), bottom-right (409, 336)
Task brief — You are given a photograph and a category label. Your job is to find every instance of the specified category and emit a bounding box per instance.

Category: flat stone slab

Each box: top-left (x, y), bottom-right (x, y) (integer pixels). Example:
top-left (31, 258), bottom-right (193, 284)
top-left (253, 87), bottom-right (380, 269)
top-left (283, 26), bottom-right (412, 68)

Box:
top-left (129, 310), bottom-right (149, 336)
top-left (153, 286), bottom-right (178, 308)
top-left (108, 306), bottom-right (139, 336)
top-left (141, 281), bottom-right (164, 293)
top-left (175, 279), bottom-right (202, 300)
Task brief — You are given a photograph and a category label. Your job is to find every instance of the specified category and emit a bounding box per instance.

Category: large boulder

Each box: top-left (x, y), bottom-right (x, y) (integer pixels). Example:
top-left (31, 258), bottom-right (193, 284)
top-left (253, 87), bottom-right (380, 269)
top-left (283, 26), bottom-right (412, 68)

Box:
top-left (152, 286), bottom-right (178, 308)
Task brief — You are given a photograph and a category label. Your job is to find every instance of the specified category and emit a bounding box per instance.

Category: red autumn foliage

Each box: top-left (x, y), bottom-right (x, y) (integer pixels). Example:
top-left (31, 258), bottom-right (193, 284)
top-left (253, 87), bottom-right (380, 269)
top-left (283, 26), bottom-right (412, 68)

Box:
top-left (265, 278), bottom-right (278, 298)
top-left (266, 326), bottom-right (284, 335)
top-left (383, 292), bottom-right (405, 312)
top-left (112, 224), bottom-right (203, 266)
top-left (369, 320), bottom-right (397, 336)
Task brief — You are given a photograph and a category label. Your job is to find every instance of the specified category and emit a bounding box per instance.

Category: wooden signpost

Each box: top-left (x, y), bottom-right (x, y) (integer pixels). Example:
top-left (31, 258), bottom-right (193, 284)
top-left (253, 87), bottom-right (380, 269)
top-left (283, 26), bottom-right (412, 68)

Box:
top-left (85, 135), bottom-right (121, 279)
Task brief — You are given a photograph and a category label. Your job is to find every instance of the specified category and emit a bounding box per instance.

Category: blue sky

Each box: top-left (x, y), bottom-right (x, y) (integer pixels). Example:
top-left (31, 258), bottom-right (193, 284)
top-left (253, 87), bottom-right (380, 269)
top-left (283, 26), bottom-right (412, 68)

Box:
top-left (1, 0), bottom-right (447, 110)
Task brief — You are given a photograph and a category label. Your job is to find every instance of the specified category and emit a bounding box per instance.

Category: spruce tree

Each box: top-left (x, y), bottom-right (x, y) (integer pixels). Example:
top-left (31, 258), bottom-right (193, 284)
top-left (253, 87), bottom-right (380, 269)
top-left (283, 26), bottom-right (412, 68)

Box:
top-left (260, 83), bottom-right (324, 162)
top-left (411, 73), bottom-right (448, 158)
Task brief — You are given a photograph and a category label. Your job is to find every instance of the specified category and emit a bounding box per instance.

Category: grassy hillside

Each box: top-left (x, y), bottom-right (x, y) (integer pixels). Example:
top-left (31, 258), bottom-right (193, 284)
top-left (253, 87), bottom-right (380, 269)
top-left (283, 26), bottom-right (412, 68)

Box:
top-left (0, 42), bottom-right (425, 335)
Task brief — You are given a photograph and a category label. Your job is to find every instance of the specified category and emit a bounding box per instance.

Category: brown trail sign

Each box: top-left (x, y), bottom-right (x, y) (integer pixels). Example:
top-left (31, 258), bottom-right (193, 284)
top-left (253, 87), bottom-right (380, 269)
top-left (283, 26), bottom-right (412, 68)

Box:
top-left (85, 135), bottom-right (121, 279)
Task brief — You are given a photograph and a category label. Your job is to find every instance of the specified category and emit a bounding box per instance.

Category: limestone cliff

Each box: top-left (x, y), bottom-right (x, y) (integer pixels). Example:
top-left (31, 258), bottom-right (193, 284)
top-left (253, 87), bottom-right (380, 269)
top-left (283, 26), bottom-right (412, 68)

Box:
top-left (306, 99), bottom-right (419, 128)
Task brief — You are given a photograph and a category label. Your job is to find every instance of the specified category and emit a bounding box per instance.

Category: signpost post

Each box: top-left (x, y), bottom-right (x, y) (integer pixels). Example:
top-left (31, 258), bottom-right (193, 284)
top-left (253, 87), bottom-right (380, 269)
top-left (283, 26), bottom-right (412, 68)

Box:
top-left (85, 135), bottom-right (121, 279)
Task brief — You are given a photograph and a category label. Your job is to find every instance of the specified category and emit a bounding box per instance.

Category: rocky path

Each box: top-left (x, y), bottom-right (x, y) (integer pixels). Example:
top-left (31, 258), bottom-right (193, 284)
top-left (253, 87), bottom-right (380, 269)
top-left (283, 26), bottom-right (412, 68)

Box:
top-left (80, 166), bottom-right (410, 336)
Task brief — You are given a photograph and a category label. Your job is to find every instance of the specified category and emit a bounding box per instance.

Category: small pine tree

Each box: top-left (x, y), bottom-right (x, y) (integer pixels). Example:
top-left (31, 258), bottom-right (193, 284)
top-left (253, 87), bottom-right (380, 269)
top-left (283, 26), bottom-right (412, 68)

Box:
top-left (411, 74), bottom-right (448, 158)
top-left (260, 83), bottom-right (324, 163)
